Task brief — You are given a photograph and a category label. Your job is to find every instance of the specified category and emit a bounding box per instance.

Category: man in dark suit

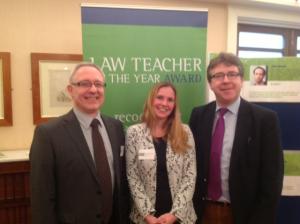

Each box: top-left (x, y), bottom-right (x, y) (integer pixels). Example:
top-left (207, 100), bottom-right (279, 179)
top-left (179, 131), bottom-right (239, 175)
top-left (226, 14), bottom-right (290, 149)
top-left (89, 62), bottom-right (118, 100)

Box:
top-left (30, 63), bottom-right (130, 224)
top-left (189, 52), bottom-right (283, 224)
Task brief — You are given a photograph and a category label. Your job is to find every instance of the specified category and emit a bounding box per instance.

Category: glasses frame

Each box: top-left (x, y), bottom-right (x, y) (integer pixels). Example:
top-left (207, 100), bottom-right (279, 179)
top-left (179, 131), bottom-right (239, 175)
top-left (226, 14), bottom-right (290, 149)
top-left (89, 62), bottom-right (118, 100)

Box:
top-left (210, 71), bottom-right (241, 81)
top-left (71, 80), bottom-right (106, 89)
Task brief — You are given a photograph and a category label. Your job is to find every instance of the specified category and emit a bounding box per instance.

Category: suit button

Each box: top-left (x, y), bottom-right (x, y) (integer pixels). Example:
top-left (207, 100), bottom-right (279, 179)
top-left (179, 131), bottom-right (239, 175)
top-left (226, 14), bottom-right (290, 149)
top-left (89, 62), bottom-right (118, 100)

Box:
top-left (203, 178), bottom-right (207, 182)
top-left (202, 197), bottom-right (206, 201)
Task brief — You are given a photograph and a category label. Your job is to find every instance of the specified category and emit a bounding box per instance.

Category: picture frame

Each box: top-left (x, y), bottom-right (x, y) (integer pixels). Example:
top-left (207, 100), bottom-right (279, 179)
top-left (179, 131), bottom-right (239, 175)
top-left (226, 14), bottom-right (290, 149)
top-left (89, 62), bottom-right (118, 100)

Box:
top-left (31, 53), bottom-right (82, 124)
top-left (0, 52), bottom-right (12, 126)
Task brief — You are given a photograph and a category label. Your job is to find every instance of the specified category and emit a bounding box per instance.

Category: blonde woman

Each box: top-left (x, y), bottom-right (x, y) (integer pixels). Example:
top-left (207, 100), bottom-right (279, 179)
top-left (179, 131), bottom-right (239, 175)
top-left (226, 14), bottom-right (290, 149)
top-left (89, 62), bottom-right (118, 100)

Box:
top-left (126, 82), bottom-right (197, 224)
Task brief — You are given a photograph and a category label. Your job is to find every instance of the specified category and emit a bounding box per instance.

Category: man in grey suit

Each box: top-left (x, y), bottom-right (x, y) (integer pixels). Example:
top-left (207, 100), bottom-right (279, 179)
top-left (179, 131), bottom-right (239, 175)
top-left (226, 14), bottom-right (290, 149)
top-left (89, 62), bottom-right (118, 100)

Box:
top-left (30, 63), bottom-right (130, 224)
top-left (189, 52), bottom-right (283, 224)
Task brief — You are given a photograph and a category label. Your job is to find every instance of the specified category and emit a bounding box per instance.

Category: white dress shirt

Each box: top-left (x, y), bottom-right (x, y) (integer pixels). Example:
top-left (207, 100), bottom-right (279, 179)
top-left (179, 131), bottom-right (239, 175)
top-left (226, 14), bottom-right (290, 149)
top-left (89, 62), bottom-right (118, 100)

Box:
top-left (214, 97), bottom-right (240, 202)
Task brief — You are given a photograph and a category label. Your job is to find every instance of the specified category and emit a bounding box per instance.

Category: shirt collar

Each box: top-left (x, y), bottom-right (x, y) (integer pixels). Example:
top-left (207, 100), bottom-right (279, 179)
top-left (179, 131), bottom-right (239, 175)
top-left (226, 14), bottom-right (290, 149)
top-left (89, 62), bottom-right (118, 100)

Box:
top-left (216, 97), bottom-right (240, 115)
top-left (73, 107), bottom-right (102, 129)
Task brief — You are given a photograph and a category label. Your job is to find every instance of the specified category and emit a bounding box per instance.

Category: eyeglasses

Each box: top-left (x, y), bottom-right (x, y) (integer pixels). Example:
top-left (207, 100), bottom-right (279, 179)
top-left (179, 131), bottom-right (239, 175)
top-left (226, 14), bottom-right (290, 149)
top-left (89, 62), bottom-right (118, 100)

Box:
top-left (71, 80), bottom-right (106, 89)
top-left (210, 72), bottom-right (240, 81)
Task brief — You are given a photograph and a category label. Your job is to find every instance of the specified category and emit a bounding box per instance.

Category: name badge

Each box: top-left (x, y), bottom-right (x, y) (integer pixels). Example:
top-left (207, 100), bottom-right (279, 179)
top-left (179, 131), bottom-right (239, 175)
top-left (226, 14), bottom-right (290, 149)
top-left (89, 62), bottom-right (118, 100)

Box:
top-left (120, 146), bottom-right (124, 157)
top-left (138, 149), bottom-right (155, 160)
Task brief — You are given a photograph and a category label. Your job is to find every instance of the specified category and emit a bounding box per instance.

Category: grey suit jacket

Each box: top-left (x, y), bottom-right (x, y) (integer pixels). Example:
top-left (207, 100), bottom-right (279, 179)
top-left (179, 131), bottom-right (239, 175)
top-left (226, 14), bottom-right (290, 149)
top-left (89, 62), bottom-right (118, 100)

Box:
top-left (189, 98), bottom-right (284, 224)
top-left (30, 110), bottom-right (130, 224)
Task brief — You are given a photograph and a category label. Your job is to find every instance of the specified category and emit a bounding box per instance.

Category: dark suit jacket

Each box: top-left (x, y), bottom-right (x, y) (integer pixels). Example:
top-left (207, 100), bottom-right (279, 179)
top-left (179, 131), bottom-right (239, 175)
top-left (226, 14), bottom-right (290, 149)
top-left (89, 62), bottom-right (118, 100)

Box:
top-left (189, 98), bottom-right (284, 224)
top-left (30, 110), bottom-right (130, 224)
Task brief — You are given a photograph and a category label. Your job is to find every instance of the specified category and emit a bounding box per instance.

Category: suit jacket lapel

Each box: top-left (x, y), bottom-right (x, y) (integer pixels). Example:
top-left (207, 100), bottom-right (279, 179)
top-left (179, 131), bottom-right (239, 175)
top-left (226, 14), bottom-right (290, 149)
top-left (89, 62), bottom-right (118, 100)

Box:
top-left (63, 110), bottom-right (100, 184)
top-left (202, 102), bottom-right (216, 176)
top-left (230, 99), bottom-right (253, 173)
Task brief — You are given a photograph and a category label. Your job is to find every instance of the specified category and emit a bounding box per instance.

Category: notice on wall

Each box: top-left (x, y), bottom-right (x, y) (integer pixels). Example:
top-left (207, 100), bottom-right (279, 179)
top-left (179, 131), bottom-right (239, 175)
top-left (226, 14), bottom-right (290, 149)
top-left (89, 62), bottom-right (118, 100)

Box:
top-left (240, 57), bottom-right (300, 103)
top-left (282, 150), bottom-right (300, 196)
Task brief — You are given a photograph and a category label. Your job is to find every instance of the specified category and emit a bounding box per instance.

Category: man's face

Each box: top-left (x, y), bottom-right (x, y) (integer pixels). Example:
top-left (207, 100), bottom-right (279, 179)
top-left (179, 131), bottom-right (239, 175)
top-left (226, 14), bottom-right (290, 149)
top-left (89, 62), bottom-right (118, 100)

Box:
top-left (254, 68), bottom-right (265, 85)
top-left (209, 63), bottom-right (243, 107)
top-left (67, 66), bottom-right (105, 117)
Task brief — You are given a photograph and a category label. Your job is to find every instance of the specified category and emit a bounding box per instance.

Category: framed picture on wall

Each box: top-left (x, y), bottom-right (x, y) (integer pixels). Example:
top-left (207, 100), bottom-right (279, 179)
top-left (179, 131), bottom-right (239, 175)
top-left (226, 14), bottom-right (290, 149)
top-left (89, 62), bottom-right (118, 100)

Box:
top-left (0, 52), bottom-right (12, 126)
top-left (31, 53), bottom-right (82, 124)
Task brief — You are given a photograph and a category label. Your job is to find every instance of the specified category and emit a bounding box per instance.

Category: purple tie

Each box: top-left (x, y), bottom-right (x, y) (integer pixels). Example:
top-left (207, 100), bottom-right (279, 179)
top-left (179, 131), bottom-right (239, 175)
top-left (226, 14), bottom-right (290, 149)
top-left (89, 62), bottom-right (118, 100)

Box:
top-left (208, 108), bottom-right (227, 200)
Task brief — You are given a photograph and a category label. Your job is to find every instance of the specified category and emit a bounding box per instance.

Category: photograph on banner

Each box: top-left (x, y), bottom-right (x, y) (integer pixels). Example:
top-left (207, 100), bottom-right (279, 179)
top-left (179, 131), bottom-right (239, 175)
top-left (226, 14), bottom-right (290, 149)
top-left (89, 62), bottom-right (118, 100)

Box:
top-left (240, 57), bottom-right (300, 103)
top-left (81, 5), bottom-right (208, 127)
top-left (282, 150), bottom-right (300, 196)
top-left (250, 65), bottom-right (268, 86)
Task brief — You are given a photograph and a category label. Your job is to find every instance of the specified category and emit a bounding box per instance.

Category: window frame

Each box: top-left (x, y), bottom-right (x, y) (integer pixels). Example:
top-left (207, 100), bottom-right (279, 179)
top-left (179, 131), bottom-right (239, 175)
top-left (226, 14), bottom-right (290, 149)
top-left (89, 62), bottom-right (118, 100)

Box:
top-left (296, 30), bottom-right (300, 56)
top-left (237, 24), bottom-right (300, 57)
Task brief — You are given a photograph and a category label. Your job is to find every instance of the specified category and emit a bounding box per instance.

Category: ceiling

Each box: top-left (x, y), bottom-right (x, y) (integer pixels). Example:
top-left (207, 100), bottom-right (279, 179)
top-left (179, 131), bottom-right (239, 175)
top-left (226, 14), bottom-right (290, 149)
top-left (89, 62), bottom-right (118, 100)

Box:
top-left (195, 0), bottom-right (300, 10)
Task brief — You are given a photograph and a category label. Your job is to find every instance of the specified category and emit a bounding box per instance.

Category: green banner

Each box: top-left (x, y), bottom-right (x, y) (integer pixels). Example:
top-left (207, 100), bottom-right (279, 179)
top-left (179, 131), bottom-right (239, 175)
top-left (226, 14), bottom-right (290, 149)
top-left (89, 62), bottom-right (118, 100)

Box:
top-left (282, 151), bottom-right (300, 196)
top-left (284, 151), bottom-right (300, 176)
top-left (82, 6), bottom-right (208, 127)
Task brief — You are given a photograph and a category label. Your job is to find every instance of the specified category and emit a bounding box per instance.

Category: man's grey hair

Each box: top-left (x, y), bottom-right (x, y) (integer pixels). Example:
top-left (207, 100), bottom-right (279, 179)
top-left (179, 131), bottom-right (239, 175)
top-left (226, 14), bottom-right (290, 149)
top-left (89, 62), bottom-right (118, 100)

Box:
top-left (69, 62), bottom-right (105, 83)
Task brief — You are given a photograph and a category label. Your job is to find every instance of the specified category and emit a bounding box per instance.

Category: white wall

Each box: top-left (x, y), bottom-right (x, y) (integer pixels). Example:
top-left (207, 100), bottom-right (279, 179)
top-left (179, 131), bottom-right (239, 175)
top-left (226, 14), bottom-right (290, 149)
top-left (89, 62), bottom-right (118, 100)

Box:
top-left (1, 0), bottom-right (299, 150)
top-left (0, 0), bottom-right (227, 150)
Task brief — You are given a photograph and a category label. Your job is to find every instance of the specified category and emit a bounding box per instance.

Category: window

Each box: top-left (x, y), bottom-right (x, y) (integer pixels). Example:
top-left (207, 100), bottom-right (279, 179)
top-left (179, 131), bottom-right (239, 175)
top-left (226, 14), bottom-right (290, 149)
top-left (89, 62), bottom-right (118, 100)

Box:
top-left (297, 34), bottom-right (300, 57)
top-left (237, 24), bottom-right (300, 58)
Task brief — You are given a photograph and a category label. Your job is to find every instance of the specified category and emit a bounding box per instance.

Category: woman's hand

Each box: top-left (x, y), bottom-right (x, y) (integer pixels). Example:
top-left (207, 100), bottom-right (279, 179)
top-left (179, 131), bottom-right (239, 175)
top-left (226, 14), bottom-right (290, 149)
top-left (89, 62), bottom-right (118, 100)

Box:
top-left (158, 213), bottom-right (177, 224)
top-left (144, 214), bottom-right (160, 224)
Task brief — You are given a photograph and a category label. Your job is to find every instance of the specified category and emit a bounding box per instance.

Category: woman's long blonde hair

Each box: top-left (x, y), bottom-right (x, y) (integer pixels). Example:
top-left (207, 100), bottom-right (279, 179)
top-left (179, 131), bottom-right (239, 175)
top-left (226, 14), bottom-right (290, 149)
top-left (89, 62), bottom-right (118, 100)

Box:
top-left (141, 82), bottom-right (190, 153)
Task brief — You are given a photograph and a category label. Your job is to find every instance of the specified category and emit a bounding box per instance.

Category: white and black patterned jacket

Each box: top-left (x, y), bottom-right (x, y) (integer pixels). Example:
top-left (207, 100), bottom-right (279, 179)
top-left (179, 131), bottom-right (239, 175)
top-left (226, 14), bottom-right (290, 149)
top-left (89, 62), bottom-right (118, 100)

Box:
top-left (126, 123), bottom-right (197, 224)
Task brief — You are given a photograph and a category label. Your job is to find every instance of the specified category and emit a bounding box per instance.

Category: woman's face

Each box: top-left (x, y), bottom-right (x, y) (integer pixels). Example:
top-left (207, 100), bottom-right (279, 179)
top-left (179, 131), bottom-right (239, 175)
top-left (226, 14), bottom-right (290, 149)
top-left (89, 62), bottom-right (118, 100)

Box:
top-left (152, 86), bottom-right (176, 122)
